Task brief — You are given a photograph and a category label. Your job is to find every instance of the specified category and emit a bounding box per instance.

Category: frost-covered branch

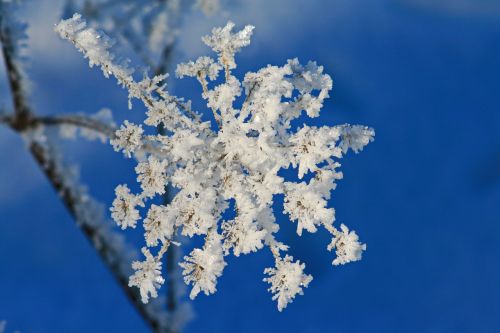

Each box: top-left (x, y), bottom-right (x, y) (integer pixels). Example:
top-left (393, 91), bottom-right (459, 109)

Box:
top-left (0, 0), bottom-right (29, 123)
top-left (0, 111), bottom-right (115, 141)
top-left (0, 4), bottom-right (175, 332)
top-left (55, 14), bottom-right (203, 134)
top-left (57, 15), bottom-right (375, 312)
top-left (37, 113), bottom-right (116, 138)
top-left (66, 0), bottom-right (222, 72)
top-left (27, 134), bottom-right (172, 332)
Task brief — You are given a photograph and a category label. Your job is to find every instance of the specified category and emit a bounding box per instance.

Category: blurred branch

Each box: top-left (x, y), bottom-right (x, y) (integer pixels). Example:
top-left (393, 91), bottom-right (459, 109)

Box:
top-left (0, 8), bottom-right (170, 333)
top-left (0, 112), bottom-right (116, 137)
top-left (29, 139), bottom-right (168, 333)
top-left (166, 240), bottom-right (178, 319)
top-left (36, 114), bottom-right (117, 137)
top-left (155, 42), bottom-right (175, 77)
top-left (30, 113), bottom-right (166, 157)
top-left (0, 7), bottom-right (29, 124)
top-left (0, 111), bottom-right (12, 126)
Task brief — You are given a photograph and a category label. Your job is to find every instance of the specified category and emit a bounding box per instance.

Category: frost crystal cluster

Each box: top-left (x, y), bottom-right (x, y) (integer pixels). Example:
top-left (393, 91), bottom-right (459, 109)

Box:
top-left (56, 14), bottom-right (374, 311)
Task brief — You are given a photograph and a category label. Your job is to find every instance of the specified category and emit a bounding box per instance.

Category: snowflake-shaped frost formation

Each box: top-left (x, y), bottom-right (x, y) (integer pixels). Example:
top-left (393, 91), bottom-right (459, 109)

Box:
top-left (56, 15), bottom-right (374, 311)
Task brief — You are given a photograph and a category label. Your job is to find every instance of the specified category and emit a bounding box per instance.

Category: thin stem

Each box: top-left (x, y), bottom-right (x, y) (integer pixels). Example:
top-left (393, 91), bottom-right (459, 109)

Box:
top-left (197, 72), bottom-right (222, 129)
top-left (221, 55), bottom-right (230, 82)
top-left (270, 245), bottom-right (281, 260)
top-left (166, 243), bottom-right (178, 314)
top-left (239, 81), bottom-right (258, 121)
top-left (322, 222), bottom-right (339, 237)
top-left (154, 35), bottom-right (183, 333)
top-left (36, 114), bottom-right (117, 137)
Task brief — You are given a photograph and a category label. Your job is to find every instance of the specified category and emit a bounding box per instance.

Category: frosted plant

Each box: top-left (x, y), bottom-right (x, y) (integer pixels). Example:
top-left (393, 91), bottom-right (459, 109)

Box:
top-left (264, 255), bottom-right (313, 311)
top-left (129, 247), bottom-right (166, 303)
top-left (58, 108), bottom-right (116, 143)
top-left (328, 224), bottom-right (367, 266)
top-left (64, 0), bottom-right (223, 70)
top-left (56, 14), bottom-right (374, 311)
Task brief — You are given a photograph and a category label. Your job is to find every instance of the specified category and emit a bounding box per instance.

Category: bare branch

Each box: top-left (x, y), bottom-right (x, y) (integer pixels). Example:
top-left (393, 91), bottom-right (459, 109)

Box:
top-left (35, 114), bottom-right (117, 138)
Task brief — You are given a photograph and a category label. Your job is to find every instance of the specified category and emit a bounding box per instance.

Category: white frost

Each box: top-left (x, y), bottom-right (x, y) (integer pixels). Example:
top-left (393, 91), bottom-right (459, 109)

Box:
top-left (129, 247), bottom-right (165, 303)
top-left (328, 224), bottom-right (367, 266)
top-left (264, 255), bottom-right (313, 311)
top-left (57, 18), bottom-right (374, 309)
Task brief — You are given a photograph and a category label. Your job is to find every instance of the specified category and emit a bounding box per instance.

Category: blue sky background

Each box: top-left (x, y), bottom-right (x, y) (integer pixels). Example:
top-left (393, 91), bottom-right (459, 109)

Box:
top-left (0, 0), bottom-right (499, 332)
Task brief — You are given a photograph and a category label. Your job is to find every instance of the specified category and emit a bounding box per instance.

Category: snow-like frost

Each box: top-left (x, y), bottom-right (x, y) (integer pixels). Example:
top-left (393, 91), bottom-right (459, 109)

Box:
top-left (328, 224), bottom-right (367, 266)
top-left (179, 232), bottom-right (226, 299)
top-left (56, 16), bottom-right (374, 311)
top-left (129, 247), bottom-right (165, 303)
top-left (264, 255), bottom-right (313, 311)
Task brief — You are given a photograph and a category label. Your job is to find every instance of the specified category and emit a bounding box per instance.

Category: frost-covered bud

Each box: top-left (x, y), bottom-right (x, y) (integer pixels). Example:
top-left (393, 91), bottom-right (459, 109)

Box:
top-left (55, 14), bottom-right (134, 80)
top-left (111, 184), bottom-right (143, 229)
top-left (222, 215), bottom-right (267, 256)
top-left (144, 101), bottom-right (178, 128)
top-left (243, 64), bottom-right (293, 101)
top-left (135, 156), bottom-right (168, 197)
top-left (129, 247), bottom-right (165, 303)
top-left (202, 21), bottom-right (254, 70)
top-left (328, 224), bottom-right (366, 265)
top-left (290, 125), bottom-right (342, 179)
top-left (338, 125), bottom-right (375, 154)
top-left (284, 182), bottom-right (335, 235)
top-left (287, 58), bottom-right (332, 117)
top-left (180, 232), bottom-right (226, 299)
top-left (54, 13), bottom-right (87, 40)
top-left (111, 120), bottom-right (143, 157)
top-left (264, 255), bottom-right (313, 311)
top-left (144, 204), bottom-right (175, 247)
top-left (174, 191), bottom-right (218, 237)
top-left (206, 75), bottom-right (241, 115)
top-left (176, 56), bottom-right (222, 81)
top-left (287, 58), bottom-right (332, 95)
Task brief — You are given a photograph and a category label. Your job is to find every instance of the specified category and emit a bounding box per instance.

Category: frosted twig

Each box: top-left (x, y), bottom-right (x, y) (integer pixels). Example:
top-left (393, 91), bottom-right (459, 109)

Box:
top-left (0, 6), bottom-right (170, 332)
